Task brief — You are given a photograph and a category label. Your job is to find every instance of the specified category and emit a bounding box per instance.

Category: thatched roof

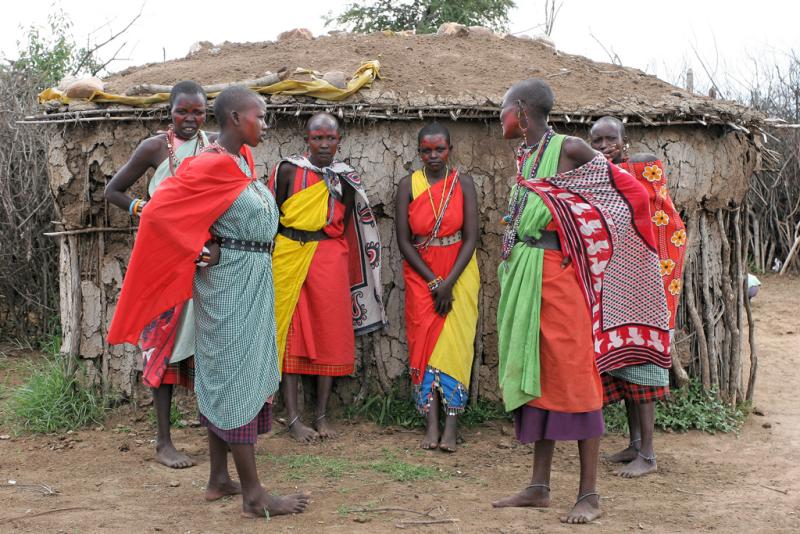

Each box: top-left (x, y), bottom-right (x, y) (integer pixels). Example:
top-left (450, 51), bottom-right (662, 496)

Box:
top-left (26, 32), bottom-right (762, 130)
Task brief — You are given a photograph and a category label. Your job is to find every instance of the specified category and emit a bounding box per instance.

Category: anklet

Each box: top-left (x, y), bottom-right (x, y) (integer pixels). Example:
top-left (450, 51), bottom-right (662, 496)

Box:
top-left (526, 483), bottom-right (550, 491)
top-left (638, 451), bottom-right (657, 463)
top-left (287, 416), bottom-right (300, 428)
top-left (575, 491), bottom-right (600, 504)
top-left (315, 414), bottom-right (327, 422)
top-left (628, 438), bottom-right (641, 448)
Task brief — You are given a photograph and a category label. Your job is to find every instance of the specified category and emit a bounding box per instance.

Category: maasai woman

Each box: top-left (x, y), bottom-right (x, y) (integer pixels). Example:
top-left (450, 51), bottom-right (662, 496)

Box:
top-left (269, 113), bottom-right (384, 443)
top-left (105, 80), bottom-right (214, 469)
top-left (108, 87), bottom-right (309, 518)
top-left (590, 116), bottom-right (686, 478)
top-left (492, 80), bottom-right (670, 525)
top-left (396, 123), bottom-right (479, 453)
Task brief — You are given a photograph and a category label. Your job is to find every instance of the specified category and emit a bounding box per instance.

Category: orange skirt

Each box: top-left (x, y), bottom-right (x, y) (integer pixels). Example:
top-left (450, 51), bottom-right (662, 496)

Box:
top-left (528, 246), bottom-right (603, 413)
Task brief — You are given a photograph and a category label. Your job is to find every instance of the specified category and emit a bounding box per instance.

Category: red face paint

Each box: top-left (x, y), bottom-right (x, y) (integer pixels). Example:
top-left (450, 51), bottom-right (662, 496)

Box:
top-left (171, 93), bottom-right (207, 140)
top-left (499, 104), bottom-right (522, 140)
top-left (306, 126), bottom-right (340, 167)
top-left (589, 122), bottom-right (624, 163)
top-left (418, 134), bottom-right (451, 174)
top-left (235, 98), bottom-right (267, 148)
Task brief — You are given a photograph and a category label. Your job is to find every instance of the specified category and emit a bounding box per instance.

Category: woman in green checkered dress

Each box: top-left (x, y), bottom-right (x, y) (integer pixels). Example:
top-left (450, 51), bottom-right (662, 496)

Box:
top-left (193, 88), bottom-right (309, 517)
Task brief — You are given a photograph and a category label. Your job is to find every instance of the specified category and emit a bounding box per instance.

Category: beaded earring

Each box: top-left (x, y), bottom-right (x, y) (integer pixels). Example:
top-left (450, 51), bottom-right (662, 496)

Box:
top-left (516, 100), bottom-right (531, 146)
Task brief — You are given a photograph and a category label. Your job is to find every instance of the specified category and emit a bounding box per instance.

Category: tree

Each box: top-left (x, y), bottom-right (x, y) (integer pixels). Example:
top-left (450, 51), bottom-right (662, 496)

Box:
top-left (327, 0), bottom-right (516, 34)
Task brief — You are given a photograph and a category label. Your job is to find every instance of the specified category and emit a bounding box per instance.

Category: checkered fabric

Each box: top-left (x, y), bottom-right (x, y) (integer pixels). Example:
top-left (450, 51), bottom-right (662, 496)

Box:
top-left (160, 357), bottom-right (194, 390)
top-left (193, 176), bottom-right (281, 430)
top-left (200, 403), bottom-right (272, 444)
top-left (602, 373), bottom-right (670, 405)
top-left (283, 324), bottom-right (354, 376)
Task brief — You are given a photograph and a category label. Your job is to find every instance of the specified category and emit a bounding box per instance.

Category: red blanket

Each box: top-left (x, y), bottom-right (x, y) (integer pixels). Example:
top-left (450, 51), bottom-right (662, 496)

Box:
top-left (521, 154), bottom-right (672, 372)
top-left (107, 146), bottom-right (255, 346)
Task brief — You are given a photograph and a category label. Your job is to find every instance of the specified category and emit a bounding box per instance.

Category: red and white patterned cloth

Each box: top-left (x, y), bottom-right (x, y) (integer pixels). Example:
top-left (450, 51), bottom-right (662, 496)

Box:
top-left (620, 160), bottom-right (686, 328)
top-left (522, 154), bottom-right (671, 373)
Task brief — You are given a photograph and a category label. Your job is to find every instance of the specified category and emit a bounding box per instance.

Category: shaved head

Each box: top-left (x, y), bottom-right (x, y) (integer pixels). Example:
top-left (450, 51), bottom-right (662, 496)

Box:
top-left (504, 78), bottom-right (555, 119)
top-left (213, 86), bottom-right (262, 127)
top-left (591, 116), bottom-right (625, 138)
top-left (306, 112), bottom-right (340, 133)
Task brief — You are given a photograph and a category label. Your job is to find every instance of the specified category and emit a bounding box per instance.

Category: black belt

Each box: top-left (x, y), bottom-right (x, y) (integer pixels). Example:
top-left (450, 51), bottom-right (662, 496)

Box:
top-left (516, 230), bottom-right (561, 251)
top-left (213, 236), bottom-right (274, 254)
top-left (279, 227), bottom-right (330, 243)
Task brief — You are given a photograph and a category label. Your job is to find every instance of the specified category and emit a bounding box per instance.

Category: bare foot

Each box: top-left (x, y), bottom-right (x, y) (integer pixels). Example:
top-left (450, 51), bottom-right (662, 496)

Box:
top-left (606, 443), bottom-right (639, 463)
top-left (491, 485), bottom-right (550, 508)
top-left (241, 488), bottom-right (311, 518)
top-left (439, 429), bottom-right (457, 453)
top-left (560, 494), bottom-right (602, 524)
top-left (288, 419), bottom-right (318, 444)
top-left (314, 416), bottom-right (337, 440)
top-left (615, 455), bottom-right (657, 478)
top-left (420, 426), bottom-right (439, 450)
top-left (155, 441), bottom-right (195, 469)
top-left (205, 479), bottom-right (242, 501)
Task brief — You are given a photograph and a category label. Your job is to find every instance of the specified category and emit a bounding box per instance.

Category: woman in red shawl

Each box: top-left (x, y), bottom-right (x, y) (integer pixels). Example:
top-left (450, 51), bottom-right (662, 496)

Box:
top-left (590, 116), bottom-right (686, 478)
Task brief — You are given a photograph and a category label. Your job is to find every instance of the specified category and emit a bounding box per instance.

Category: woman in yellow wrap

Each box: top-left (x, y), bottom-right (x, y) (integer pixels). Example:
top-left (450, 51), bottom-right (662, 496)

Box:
top-left (269, 113), bottom-right (385, 443)
top-left (396, 123), bottom-right (479, 453)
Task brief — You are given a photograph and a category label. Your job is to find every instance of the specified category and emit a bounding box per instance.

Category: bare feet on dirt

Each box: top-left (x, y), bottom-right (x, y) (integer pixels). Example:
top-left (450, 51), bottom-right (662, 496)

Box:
top-left (615, 455), bottom-right (657, 478)
top-left (560, 493), bottom-right (602, 524)
top-left (241, 488), bottom-right (311, 518)
top-left (155, 441), bottom-right (195, 469)
top-left (491, 485), bottom-right (550, 508)
top-left (606, 443), bottom-right (639, 463)
top-left (420, 426), bottom-right (439, 450)
top-left (314, 416), bottom-right (337, 439)
top-left (288, 419), bottom-right (318, 444)
top-left (204, 478), bottom-right (242, 501)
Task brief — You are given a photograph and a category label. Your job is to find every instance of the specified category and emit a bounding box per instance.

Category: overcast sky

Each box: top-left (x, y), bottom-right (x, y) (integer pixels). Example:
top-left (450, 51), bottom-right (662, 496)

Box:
top-left (2, 0), bottom-right (796, 98)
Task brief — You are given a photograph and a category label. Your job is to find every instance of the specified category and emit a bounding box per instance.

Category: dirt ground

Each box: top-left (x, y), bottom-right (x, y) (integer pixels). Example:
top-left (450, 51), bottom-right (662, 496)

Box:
top-left (0, 273), bottom-right (798, 533)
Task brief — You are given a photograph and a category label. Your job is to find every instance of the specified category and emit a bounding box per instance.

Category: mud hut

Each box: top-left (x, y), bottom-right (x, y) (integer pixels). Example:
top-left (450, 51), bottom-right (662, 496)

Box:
top-left (28, 31), bottom-right (763, 404)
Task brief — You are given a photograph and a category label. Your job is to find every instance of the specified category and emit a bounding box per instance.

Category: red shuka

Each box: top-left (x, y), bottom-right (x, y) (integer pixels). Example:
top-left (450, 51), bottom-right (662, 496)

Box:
top-left (107, 147), bottom-right (255, 346)
top-left (403, 172), bottom-right (464, 384)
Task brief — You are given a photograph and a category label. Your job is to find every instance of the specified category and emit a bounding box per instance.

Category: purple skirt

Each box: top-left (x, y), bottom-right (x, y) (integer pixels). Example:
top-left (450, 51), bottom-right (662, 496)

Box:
top-left (200, 403), bottom-right (272, 444)
top-left (514, 405), bottom-right (605, 443)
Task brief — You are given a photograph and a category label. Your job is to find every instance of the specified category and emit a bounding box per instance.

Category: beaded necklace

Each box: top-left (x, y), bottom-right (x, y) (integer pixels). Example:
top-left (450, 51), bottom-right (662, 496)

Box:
top-left (423, 166), bottom-right (450, 219)
top-left (166, 124), bottom-right (205, 175)
top-left (500, 127), bottom-right (555, 260)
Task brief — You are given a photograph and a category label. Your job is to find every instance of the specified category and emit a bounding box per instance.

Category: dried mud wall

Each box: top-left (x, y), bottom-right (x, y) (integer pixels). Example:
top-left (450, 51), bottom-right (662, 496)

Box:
top-left (48, 119), bottom-right (757, 403)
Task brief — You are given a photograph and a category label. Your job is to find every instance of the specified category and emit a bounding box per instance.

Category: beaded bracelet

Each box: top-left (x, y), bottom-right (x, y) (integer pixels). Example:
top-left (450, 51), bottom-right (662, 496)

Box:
top-left (427, 276), bottom-right (444, 292)
top-left (195, 246), bottom-right (212, 267)
top-left (128, 198), bottom-right (147, 217)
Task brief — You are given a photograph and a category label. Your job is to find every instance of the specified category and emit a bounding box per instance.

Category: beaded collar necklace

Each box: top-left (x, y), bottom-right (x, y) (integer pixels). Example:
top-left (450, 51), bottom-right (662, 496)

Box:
top-left (166, 124), bottom-right (204, 175)
top-left (500, 127), bottom-right (555, 260)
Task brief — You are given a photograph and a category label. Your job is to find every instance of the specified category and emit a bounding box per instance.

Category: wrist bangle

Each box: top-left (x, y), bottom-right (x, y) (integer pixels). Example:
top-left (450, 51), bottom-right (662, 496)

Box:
top-left (195, 246), bottom-right (211, 267)
top-left (427, 276), bottom-right (444, 292)
top-left (128, 198), bottom-right (137, 214)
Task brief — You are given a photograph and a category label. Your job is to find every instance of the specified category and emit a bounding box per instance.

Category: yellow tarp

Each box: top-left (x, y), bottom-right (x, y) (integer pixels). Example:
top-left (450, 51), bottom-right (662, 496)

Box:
top-left (38, 61), bottom-right (381, 106)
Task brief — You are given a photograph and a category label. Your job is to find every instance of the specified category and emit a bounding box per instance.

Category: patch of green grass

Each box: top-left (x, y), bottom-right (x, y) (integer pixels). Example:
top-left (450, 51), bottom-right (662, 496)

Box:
top-left (368, 450), bottom-right (447, 482)
top-left (460, 398), bottom-right (512, 427)
top-left (346, 390), bottom-right (422, 428)
top-left (603, 378), bottom-right (750, 434)
top-left (147, 403), bottom-right (187, 428)
top-left (346, 391), bottom-right (511, 429)
top-left (267, 453), bottom-right (355, 480)
top-left (7, 357), bottom-right (109, 433)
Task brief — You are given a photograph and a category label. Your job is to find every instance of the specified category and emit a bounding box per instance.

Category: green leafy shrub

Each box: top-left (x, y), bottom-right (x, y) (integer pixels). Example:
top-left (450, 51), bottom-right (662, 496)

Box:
top-left (603, 379), bottom-right (749, 434)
